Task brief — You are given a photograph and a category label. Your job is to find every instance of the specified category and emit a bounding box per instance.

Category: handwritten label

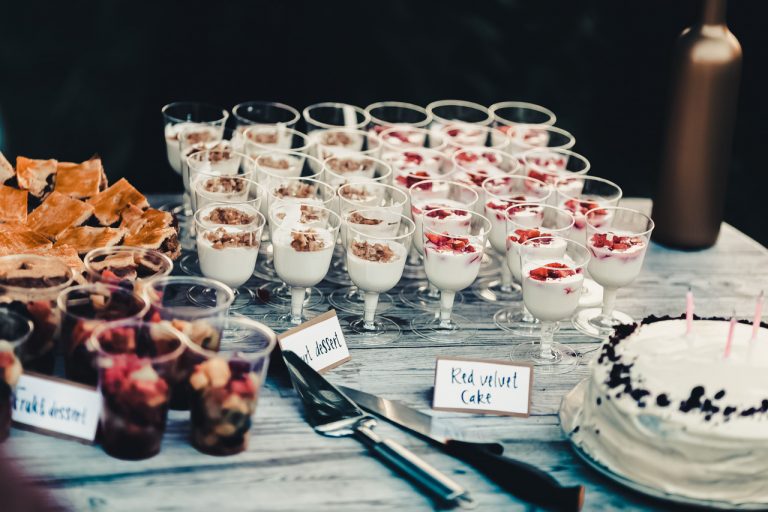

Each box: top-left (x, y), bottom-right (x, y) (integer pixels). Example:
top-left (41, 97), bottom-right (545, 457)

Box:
top-left (12, 372), bottom-right (101, 442)
top-left (278, 310), bottom-right (350, 373)
top-left (432, 357), bottom-right (533, 417)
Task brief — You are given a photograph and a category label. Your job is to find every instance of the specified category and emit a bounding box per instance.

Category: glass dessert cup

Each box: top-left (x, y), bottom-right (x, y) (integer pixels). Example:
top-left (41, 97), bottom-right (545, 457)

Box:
top-left (501, 124), bottom-right (575, 158)
top-left (91, 319), bottom-right (187, 460)
top-left (84, 246), bottom-right (173, 288)
top-left (188, 316), bottom-right (276, 456)
top-left (343, 212), bottom-right (415, 345)
top-left (521, 147), bottom-right (591, 186)
top-left (251, 152), bottom-right (324, 284)
top-left (194, 204), bottom-right (265, 310)
top-left (312, 127), bottom-right (382, 164)
top-left (302, 102), bottom-right (370, 134)
top-left (243, 126), bottom-right (312, 158)
top-left (162, 101), bottom-right (229, 214)
top-left (488, 101), bottom-right (557, 148)
top-left (365, 101), bottom-right (432, 137)
top-left (58, 284), bottom-right (149, 385)
top-left (399, 179), bottom-right (479, 311)
top-left (494, 204), bottom-right (575, 335)
top-left (232, 100), bottom-right (300, 151)
top-left (555, 175), bottom-right (623, 308)
top-left (411, 210), bottom-right (491, 342)
top-left (510, 236), bottom-right (590, 374)
top-left (573, 207), bottom-right (655, 338)
top-left (328, 180), bottom-right (407, 305)
top-left (426, 100), bottom-right (492, 148)
top-left (439, 123), bottom-right (512, 158)
top-left (144, 276), bottom-right (234, 410)
top-left (473, 174), bottom-right (552, 303)
top-left (379, 125), bottom-right (447, 156)
top-left (0, 255), bottom-right (74, 374)
top-left (263, 204), bottom-right (341, 328)
top-left (0, 310), bottom-right (32, 442)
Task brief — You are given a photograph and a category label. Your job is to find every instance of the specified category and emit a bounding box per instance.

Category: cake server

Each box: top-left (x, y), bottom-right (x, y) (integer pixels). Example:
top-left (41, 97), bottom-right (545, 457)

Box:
top-left (282, 351), bottom-right (473, 508)
top-left (339, 385), bottom-right (585, 512)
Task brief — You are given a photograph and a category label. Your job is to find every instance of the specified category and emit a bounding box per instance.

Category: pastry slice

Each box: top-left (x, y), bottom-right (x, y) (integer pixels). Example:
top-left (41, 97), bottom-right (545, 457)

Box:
top-left (0, 184), bottom-right (28, 223)
top-left (16, 156), bottom-right (58, 198)
top-left (27, 191), bottom-right (94, 240)
top-left (54, 157), bottom-right (104, 199)
top-left (55, 226), bottom-right (126, 255)
top-left (0, 229), bottom-right (53, 256)
top-left (121, 208), bottom-right (176, 233)
top-left (29, 244), bottom-right (85, 279)
top-left (87, 178), bottom-right (149, 225)
top-left (123, 226), bottom-right (180, 260)
top-left (0, 152), bottom-right (14, 184)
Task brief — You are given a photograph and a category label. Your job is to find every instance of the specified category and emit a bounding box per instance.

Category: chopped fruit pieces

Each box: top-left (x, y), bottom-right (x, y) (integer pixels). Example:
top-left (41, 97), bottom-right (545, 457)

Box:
top-left (591, 233), bottom-right (645, 251)
top-left (564, 198), bottom-right (606, 216)
top-left (395, 171), bottom-right (430, 189)
top-left (424, 207), bottom-right (468, 219)
top-left (425, 233), bottom-right (476, 253)
top-left (528, 262), bottom-right (577, 281)
top-left (508, 229), bottom-right (552, 245)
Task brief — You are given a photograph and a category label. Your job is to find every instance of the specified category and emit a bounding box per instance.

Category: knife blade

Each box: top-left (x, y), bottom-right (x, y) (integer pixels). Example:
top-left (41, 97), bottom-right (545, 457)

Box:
top-left (282, 352), bottom-right (473, 508)
top-left (339, 386), bottom-right (585, 512)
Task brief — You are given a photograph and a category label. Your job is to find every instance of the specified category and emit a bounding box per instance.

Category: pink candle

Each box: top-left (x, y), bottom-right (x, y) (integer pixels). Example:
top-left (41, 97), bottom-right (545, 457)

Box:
top-left (752, 291), bottom-right (764, 341)
top-left (724, 316), bottom-right (737, 359)
top-left (685, 288), bottom-right (694, 335)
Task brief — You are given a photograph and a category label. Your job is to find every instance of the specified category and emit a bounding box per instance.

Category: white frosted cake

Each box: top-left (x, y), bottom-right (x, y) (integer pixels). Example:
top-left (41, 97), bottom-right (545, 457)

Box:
top-left (568, 316), bottom-right (768, 506)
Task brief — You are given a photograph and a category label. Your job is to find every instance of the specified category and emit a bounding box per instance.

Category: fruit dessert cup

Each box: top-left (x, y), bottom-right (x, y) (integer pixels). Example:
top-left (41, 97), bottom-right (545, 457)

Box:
top-left (91, 319), bottom-right (187, 459)
top-left (0, 309), bottom-right (32, 442)
top-left (84, 247), bottom-right (173, 289)
top-left (58, 284), bottom-right (149, 385)
top-left (0, 255), bottom-right (74, 375)
top-left (188, 316), bottom-right (275, 456)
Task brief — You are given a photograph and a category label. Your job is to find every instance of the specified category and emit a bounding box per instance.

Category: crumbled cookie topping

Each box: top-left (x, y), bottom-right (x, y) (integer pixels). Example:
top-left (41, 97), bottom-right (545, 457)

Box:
top-left (205, 207), bottom-right (255, 225)
top-left (348, 212), bottom-right (382, 225)
top-left (204, 228), bottom-right (259, 249)
top-left (351, 241), bottom-right (397, 262)
top-left (203, 177), bottom-right (245, 194)
top-left (274, 183), bottom-right (315, 199)
top-left (328, 158), bottom-right (373, 173)
top-left (259, 156), bottom-right (290, 169)
top-left (247, 130), bottom-right (278, 144)
top-left (290, 230), bottom-right (326, 252)
top-left (321, 132), bottom-right (354, 146)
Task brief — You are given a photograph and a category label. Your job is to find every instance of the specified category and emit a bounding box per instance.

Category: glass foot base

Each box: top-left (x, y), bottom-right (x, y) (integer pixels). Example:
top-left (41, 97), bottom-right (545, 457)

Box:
top-left (346, 317), bottom-right (401, 346)
top-left (510, 341), bottom-right (579, 374)
top-left (328, 288), bottom-right (395, 315)
top-left (411, 313), bottom-right (476, 343)
top-left (493, 307), bottom-right (551, 336)
top-left (399, 284), bottom-right (465, 311)
top-left (579, 279), bottom-right (604, 308)
top-left (472, 276), bottom-right (521, 303)
top-left (262, 309), bottom-right (321, 331)
top-left (257, 282), bottom-right (324, 310)
top-left (179, 252), bottom-right (202, 276)
top-left (188, 286), bottom-right (255, 311)
top-left (572, 308), bottom-right (634, 338)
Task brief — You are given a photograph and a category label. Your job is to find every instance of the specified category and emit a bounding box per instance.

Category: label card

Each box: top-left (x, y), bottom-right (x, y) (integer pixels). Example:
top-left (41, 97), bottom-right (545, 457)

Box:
top-left (432, 357), bottom-right (533, 417)
top-left (12, 372), bottom-right (101, 443)
top-left (278, 310), bottom-right (351, 373)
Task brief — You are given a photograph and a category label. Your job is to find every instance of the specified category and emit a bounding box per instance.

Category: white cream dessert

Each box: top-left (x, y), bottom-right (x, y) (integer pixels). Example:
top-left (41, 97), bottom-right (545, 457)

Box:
top-left (195, 176), bottom-right (250, 209)
top-left (272, 227), bottom-right (335, 288)
top-left (379, 128), bottom-right (427, 150)
top-left (485, 200), bottom-right (544, 253)
top-left (186, 142), bottom-right (240, 180)
top-left (346, 239), bottom-right (407, 293)
top-left (257, 152), bottom-right (304, 178)
top-left (411, 200), bottom-right (472, 255)
top-left (165, 123), bottom-right (221, 174)
top-left (506, 228), bottom-right (556, 282)
top-left (561, 197), bottom-right (612, 245)
top-left (587, 232), bottom-right (648, 289)
top-left (423, 234), bottom-right (483, 291)
top-left (386, 148), bottom-right (444, 180)
top-left (197, 227), bottom-right (259, 287)
top-left (243, 125), bottom-right (294, 151)
top-left (315, 130), bottom-right (365, 159)
top-left (498, 125), bottom-right (551, 155)
top-left (338, 183), bottom-right (385, 209)
top-left (324, 156), bottom-right (376, 189)
top-left (570, 317), bottom-right (768, 506)
top-left (521, 260), bottom-right (583, 321)
top-left (440, 122), bottom-right (489, 148)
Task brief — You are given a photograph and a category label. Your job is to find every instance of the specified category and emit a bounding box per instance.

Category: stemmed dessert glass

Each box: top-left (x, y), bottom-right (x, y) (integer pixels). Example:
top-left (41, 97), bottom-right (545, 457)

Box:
top-left (365, 101), bottom-right (432, 138)
top-left (344, 211), bottom-right (415, 345)
top-left (400, 180), bottom-right (479, 311)
top-left (473, 175), bottom-right (552, 303)
top-left (303, 102), bottom-right (370, 134)
top-left (495, 204), bottom-right (575, 334)
top-left (449, 146), bottom-right (521, 200)
top-left (84, 247), bottom-right (173, 287)
top-left (510, 236), bottom-right (590, 374)
top-left (259, 177), bottom-right (335, 309)
top-left (265, 203), bottom-right (341, 328)
top-left (521, 148), bottom-right (591, 187)
top-left (90, 319), bottom-right (188, 460)
top-left (0, 309), bottom-right (32, 442)
top-left (329, 183), bottom-right (409, 312)
top-left (188, 316), bottom-right (276, 456)
top-left (573, 207), bottom-right (655, 338)
top-left (231, 101), bottom-right (300, 151)
top-left (194, 204), bottom-right (266, 310)
top-left (161, 102), bottom-right (229, 214)
top-left (411, 209), bottom-right (492, 342)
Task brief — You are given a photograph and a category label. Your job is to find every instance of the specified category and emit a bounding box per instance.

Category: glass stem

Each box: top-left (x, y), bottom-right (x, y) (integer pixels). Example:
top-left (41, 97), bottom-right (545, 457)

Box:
top-left (182, 192), bottom-right (193, 217)
top-left (290, 287), bottom-right (305, 325)
top-left (439, 291), bottom-right (455, 329)
top-left (521, 305), bottom-right (535, 323)
top-left (500, 263), bottom-right (512, 291)
top-left (539, 321), bottom-right (558, 360)
top-left (600, 288), bottom-right (618, 321)
top-left (363, 292), bottom-right (379, 329)
top-left (427, 282), bottom-right (440, 299)
top-left (347, 286), bottom-right (361, 300)
top-left (407, 246), bottom-right (421, 265)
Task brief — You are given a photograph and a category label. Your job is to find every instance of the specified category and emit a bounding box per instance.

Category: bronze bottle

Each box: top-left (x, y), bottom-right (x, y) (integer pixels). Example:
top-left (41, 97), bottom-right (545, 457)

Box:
top-left (652, 0), bottom-right (742, 249)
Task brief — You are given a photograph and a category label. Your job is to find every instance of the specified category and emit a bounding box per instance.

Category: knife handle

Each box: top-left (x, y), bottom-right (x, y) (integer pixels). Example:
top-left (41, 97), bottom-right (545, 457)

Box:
top-left (445, 440), bottom-right (584, 512)
top-left (353, 425), bottom-right (471, 507)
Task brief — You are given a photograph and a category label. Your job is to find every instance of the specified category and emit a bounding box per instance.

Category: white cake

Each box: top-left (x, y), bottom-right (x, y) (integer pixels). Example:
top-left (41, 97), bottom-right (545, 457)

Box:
top-left (569, 316), bottom-right (768, 506)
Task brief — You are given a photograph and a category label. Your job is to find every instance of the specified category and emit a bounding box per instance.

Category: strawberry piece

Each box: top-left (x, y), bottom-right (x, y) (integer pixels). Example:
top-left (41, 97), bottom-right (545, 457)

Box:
top-left (403, 152), bottom-right (423, 164)
top-left (528, 262), bottom-right (576, 281)
top-left (396, 170), bottom-right (430, 189)
top-left (456, 151), bottom-right (479, 164)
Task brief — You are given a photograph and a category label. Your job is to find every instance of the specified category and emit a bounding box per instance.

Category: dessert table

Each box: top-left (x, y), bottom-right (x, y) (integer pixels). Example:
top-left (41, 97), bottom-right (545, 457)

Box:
top-left (5, 196), bottom-right (767, 511)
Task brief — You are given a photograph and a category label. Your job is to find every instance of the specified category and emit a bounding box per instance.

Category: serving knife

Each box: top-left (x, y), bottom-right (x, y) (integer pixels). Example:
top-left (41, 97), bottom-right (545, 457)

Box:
top-left (282, 351), bottom-right (473, 508)
top-left (339, 385), bottom-right (585, 512)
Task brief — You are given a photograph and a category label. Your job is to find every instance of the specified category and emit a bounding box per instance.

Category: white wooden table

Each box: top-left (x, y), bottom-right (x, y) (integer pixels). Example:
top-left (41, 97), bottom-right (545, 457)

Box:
top-left (5, 197), bottom-right (767, 511)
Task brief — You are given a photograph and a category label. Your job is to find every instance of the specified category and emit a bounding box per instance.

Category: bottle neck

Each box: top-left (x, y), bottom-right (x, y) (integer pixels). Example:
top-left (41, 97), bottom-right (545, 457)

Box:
top-left (701, 0), bottom-right (727, 25)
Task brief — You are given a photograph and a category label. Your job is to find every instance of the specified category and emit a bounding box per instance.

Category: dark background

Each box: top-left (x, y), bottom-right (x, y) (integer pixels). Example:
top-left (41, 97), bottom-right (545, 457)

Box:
top-left (0, 0), bottom-right (764, 245)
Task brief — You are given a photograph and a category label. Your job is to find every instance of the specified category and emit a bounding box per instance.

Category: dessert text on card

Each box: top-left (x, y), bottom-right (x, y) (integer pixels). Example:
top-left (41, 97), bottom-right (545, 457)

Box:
top-left (432, 357), bottom-right (533, 417)
top-left (278, 310), bottom-right (351, 373)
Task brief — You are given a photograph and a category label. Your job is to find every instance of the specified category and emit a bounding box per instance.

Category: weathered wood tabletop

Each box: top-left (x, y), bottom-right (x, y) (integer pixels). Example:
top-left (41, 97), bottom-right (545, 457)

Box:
top-left (5, 197), bottom-right (767, 511)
